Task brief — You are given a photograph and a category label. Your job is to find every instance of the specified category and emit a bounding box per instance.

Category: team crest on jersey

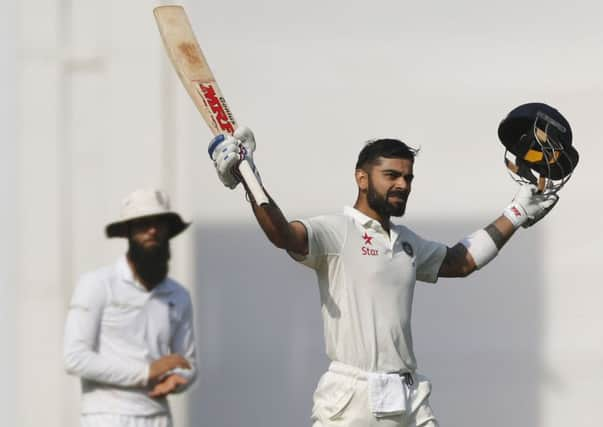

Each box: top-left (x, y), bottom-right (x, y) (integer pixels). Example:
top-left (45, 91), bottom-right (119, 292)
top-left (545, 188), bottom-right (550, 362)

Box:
top-left (402, 241), bottom-right (414, 257)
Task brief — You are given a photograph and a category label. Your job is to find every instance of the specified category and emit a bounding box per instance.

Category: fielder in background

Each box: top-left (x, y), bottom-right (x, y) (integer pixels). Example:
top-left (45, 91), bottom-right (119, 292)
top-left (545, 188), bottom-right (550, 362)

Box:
top-left (64, 189), bottom-right (197, 427)
top-left (208, 106), bottom-right (565, 426)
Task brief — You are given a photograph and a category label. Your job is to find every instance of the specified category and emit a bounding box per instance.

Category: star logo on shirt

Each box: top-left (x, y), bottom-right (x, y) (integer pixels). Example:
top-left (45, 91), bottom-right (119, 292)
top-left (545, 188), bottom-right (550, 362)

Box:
top-left (362, 232), bottom-right (373, 245)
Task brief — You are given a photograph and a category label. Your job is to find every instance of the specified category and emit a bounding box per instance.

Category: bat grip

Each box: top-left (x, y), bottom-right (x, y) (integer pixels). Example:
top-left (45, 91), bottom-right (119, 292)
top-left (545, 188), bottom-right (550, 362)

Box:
top-left (238, 160), bottom-right (269, 206)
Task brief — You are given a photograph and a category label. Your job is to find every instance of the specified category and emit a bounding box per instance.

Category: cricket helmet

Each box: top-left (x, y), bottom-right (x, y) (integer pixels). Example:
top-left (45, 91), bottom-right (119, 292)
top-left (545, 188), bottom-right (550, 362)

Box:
top-left (498, 103), bottom-right (578, 194)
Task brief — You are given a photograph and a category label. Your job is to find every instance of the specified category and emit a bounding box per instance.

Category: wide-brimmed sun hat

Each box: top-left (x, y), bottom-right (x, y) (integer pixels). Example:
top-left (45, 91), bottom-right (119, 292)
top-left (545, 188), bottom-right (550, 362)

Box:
top-left (105, 188), bottom-right (190, 238)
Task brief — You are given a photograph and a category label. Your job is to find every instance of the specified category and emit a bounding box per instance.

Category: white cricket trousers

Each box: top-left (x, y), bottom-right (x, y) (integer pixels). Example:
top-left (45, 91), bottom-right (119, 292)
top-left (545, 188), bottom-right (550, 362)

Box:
top-left (81, 414), bottom-right (172, 427)
top-left (312, 362), bottom-right (438, 427)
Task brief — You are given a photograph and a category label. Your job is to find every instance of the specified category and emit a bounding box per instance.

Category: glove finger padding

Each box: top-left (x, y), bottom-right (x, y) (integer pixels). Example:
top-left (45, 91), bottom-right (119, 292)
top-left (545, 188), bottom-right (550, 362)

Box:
top-left (504, 184), bottom-right (561, 228)
top-left (522, 194), bottom-right (559, 228)
top-left (208, 126), bottom-right (262, 191)
top-left (210, 134), bottom-right (243, 189)
top-left (214, 143), bottom-right (240, 175)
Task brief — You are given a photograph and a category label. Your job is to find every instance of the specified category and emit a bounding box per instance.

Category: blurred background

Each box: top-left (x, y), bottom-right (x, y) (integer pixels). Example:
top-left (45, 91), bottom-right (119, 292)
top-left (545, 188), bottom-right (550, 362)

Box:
top-left (1, 0), bottom-right (602, 426)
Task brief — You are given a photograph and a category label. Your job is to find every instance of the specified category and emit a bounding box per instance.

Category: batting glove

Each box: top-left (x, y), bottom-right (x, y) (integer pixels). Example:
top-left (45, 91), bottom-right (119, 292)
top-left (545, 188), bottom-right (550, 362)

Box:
top-left (209, 134), bottom-right (241, 189)
top-left (208, 126), bottom-right (261, 189)
top-left (503, 184), bottom-right (559, 229)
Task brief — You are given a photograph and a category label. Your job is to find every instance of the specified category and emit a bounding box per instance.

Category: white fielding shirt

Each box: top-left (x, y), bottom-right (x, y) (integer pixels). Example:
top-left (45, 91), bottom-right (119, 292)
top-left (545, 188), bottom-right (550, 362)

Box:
top-left (294, 207), bottom-right (447, 373)
top-left (63, 256), bottom-right (197, 416)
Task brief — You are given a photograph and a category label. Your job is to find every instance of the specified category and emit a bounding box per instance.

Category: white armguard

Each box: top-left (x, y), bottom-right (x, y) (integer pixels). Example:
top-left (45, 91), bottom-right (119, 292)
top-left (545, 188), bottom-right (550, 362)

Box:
top-left (460, 229), bottom-right (499, 269)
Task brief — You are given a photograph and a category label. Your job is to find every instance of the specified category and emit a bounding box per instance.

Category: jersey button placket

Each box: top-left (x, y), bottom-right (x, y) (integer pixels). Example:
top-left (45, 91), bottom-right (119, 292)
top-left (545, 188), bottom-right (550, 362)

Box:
top-left (388, 227), bottom-right (399, 259)
top-left (372, 223), bottom-right (393, 259)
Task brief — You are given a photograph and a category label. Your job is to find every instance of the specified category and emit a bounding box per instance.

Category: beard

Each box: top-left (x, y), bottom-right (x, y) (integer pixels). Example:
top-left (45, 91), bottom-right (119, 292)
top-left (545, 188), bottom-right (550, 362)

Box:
top-left (367, 179), bottom-right (408, 218)
top-left (127, 238), bottom-right (170, 288)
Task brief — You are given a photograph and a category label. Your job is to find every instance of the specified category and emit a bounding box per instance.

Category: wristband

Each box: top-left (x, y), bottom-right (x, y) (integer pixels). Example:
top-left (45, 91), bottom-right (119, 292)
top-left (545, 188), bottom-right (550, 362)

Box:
top-left (460, 229), bottom-right (499, 269)
top-left (503, 201), bottom-right (527, 229)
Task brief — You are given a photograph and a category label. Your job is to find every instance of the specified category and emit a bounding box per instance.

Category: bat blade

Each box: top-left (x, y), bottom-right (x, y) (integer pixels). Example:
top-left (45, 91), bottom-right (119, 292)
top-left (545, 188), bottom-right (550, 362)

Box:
top-left (153, 5), bottom-right (236, 136)
top-left (154, 5), bottom-right (269, 205)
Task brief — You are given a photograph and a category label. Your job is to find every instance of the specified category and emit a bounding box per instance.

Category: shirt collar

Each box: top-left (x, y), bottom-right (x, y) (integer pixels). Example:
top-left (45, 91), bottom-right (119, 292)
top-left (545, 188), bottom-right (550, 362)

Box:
top-left (117, 255), bottom-right (170, 292)
top-left (343, 206), bottom-right (392, 234)
top-left (117, 255), bottom-right (135, 284)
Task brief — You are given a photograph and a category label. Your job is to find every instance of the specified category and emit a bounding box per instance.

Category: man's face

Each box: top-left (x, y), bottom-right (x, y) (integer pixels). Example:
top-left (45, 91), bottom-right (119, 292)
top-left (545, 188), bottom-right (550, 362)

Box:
top-left (128, 216), bottom-right (171, 250)
top-left (366, 157), bottom-right (414, 218)
top-left (127, 216), bottom-right (171, 288)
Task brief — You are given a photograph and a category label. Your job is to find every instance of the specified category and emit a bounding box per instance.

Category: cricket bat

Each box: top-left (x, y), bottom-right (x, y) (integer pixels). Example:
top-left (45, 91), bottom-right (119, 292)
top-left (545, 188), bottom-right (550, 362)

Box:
top-left (153, 5), bottom-right (269, 205)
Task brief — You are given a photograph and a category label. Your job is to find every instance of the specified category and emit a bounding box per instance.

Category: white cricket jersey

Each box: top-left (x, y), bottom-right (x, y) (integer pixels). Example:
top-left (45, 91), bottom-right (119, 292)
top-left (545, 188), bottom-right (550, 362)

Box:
top-left (63, 256), bottom-right (197, 416)
top-left (294, 207), bottom-right (447, 373)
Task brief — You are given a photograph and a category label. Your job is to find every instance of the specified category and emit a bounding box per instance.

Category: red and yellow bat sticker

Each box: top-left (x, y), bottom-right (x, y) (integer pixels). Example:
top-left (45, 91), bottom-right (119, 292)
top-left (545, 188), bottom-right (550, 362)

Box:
top-left (195, 81), bottom-right (236, 134)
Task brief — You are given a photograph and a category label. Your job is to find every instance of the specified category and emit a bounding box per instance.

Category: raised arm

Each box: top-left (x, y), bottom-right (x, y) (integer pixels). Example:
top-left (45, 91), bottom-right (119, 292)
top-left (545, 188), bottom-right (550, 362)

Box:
top-left (209, 127), bottom-right (308, 255)
top-left (438, 184), bottom-right (558, 278)
top-left (248, 192), bottom-right (308, 255)
top-left (438, 215), bottom-right (516, 277)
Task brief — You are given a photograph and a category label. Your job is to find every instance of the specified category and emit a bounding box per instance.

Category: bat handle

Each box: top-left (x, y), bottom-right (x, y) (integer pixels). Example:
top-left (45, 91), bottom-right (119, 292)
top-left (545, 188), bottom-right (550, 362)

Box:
top-left (238, 160), bottom-right (270, 206)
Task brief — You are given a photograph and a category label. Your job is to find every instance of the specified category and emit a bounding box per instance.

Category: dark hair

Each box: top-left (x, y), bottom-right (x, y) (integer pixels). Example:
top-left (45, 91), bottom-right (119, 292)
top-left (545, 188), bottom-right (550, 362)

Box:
top-left (355, 138), bottom-right (419, 170)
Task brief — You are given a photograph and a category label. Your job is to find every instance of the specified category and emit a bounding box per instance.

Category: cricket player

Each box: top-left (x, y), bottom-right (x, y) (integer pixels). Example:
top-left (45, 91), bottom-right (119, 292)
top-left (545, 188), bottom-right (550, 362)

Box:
top-left (64, 189), bottom-right (197, 427)
top-left (209, 128), bottom-right (558, 426)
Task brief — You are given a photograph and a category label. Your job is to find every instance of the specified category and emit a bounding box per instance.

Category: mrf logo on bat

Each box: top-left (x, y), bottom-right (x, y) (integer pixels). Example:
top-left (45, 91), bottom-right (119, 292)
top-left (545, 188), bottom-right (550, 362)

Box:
top-left (196, 82), bottom-right (236, 134)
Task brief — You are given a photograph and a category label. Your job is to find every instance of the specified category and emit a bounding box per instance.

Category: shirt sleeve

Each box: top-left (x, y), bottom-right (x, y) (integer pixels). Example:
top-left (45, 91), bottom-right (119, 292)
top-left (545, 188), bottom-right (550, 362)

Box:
top-left (411, 230), bottom-right (447, 284)
top-left (168, 292), bottom-right (197, 393)
top-left (289, 215), bottom-right (346, 270)
top-left (63, 273), bottom-right (149, 387)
